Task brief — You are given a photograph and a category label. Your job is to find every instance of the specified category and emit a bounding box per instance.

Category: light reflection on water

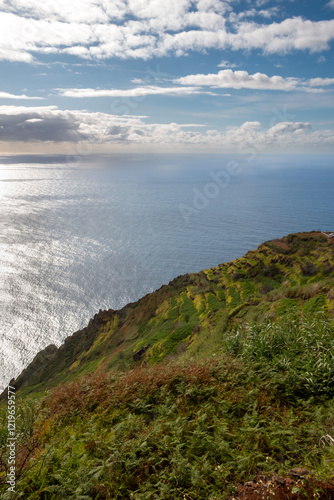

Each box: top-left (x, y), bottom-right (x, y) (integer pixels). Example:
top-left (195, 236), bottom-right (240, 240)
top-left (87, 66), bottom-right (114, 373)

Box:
top-left (0, 155), bottom-right (333, 390)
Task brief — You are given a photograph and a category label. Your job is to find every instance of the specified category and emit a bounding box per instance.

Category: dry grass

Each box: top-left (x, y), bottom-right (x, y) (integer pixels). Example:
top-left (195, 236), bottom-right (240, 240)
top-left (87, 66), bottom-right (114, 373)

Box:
top-left (45, 359), bottom-right (221, 423)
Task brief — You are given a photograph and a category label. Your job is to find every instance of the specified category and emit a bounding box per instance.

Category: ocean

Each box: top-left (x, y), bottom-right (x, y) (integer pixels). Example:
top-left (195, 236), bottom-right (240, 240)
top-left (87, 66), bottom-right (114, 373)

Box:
top-left (0, 154), bottom-right (333, 390)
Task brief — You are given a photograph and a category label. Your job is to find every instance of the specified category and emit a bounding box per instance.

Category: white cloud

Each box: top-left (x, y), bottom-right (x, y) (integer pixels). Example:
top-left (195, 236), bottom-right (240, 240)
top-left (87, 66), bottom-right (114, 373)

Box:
top-left (196, 0), bottom-right (230, 14)
top-left (255, 0), bottom-right (270, 6)
top-left (175, 69), bottom-right (300, 90)
top-left (218, 60), bottom-right (238, 68)
top-left (230, 18), bottom-right (334, 54)
top-left (0, 11), bottom-right (96, 62)
top-left (266, 121), bottom-right (312, 136)
top-left (229, 7), bottom-right (279, 22)
top-left (54, 72), bottom-right (334, 103)
top-left (0, 91), bottom-right (43, 99)
top-left (1, 0), bottom-right (119, 24)
top-left (174, 69), bottom-right (334, 92)
top-left (58, 85), bottom-right (217, 97)
top-left (308, 77), bottom-right (334, 87)
top-left (0, 105), bottom-right (333, 151)
top-left (25, 118), bottom-right (43, 123)
top-left (0, 1), bottom-right (333, 62)
top-left (327, 0), bottom-right (334, 9)
top-left (160, 17), bottom-right (334, 58)
top-left (258, 8), bottom-right (279, 19)
top-left (0, 105), bottom-right (58, 114)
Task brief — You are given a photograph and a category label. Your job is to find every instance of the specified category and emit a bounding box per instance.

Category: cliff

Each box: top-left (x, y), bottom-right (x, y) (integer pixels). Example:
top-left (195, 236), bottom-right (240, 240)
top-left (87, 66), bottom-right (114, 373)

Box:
top-left (4, 231), bottom-right (334, 398)
top-left (1, 232), bottom-right (334, 499)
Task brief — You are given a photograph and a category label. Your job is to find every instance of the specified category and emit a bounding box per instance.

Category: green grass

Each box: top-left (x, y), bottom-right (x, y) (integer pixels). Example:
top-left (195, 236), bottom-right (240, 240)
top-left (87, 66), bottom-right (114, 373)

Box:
top-left (1, 313), bottom-right (334, 499)
top-left (224, 311), bottom-right (334, 400)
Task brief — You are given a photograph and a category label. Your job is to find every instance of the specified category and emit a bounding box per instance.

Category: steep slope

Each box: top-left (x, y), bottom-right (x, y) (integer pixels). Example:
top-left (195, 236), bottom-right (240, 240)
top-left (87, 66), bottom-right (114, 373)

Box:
top-left (1, 231), bottom-right (334, 499)
top-left (6, 231), bottom-right (334, 398)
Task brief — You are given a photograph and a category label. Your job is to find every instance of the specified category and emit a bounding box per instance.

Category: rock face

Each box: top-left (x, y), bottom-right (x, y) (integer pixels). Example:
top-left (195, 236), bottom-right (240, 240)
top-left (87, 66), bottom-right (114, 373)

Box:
top-left (133, 344), bottom-right (151, 361)
top-left (0, 308), bottom-right (115, 400)
top-left (12, 345), bottom-right (58, 391)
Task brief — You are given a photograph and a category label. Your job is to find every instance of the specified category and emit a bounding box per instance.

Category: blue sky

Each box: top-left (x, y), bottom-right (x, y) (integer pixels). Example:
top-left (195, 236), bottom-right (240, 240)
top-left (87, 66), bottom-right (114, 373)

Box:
top-left (0, 0), bottom-right (334, 154)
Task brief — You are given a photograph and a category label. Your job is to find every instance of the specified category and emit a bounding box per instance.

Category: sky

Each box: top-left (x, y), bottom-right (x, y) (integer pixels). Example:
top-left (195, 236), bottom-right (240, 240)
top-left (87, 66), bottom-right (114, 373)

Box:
top-left (0, 0), bottom-right (334, 155)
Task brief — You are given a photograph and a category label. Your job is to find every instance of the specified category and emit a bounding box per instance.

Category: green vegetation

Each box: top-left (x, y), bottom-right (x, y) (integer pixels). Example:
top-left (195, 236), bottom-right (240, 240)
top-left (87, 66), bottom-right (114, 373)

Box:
top-left (0, 232), bottom-right (334, 498)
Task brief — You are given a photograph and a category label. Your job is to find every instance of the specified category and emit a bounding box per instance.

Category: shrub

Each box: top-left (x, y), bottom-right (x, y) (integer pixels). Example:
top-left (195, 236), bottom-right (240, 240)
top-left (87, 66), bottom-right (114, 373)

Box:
top-left (224, 312), bottom-right (334, 400)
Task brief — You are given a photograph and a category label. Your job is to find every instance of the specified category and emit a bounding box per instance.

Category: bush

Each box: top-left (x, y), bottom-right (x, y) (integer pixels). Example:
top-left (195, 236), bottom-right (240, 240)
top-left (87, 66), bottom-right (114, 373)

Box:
top-left (224, 312), bottom-right (334, 400)
top-left (301, 261), bottom-right (318, 276)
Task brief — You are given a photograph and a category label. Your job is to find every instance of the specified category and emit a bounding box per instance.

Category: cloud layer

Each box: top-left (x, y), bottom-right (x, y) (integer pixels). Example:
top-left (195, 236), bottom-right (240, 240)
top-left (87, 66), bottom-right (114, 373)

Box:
top-left (58, 86), bottom-right (216, 98)
top-left (0, 91), bottom-right (43, 99)
top-left (55, 70), bottom-right (334, 99)
top-left (174, 69), bottom-right (334, 92)
top-left (0, 0), bottom-right (334, 62)
top-left (1, 105), bottom-right (333, 151)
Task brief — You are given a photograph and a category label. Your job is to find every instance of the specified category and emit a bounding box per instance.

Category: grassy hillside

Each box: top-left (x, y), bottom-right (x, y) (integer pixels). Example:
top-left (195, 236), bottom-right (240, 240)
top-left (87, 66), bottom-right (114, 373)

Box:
top-left (1, 232), bottom-right (334, 498)
top-left (7, 231), bottom-right (334, 398)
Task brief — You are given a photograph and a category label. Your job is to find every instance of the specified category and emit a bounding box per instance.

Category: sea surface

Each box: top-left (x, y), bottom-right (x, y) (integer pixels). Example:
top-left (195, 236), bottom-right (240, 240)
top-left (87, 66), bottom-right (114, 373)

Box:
top-left (0, 154), bottom-right (333, 390)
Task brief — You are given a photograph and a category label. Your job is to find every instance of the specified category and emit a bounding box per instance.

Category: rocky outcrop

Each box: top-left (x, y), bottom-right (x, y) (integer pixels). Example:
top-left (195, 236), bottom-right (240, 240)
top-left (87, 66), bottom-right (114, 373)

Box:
top-left (133, 344), bottom-right (151, 361)
top-left (0, 308), bottom-right (115, 399)
top-left (7, 344), bottom-right (58, 395)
